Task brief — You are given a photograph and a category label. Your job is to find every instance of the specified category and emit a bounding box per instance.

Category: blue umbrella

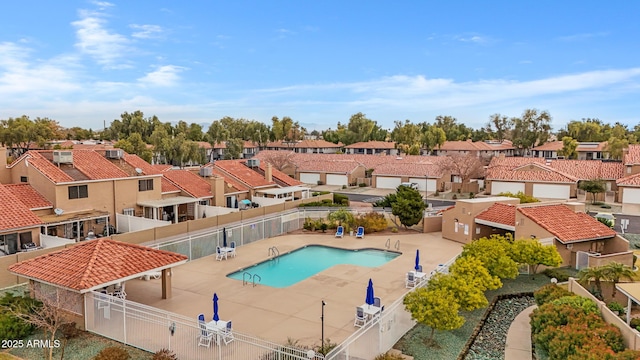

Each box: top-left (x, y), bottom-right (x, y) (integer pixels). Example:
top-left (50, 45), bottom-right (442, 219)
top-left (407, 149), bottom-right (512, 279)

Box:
top-left (415, 249), bottom-right (421, 271)
top-left (365, 279), bottom-right (375, 307)
top-left (213, 293), bottom-right (220, 322)
top-left (222, 228), bottom-right (228, 248)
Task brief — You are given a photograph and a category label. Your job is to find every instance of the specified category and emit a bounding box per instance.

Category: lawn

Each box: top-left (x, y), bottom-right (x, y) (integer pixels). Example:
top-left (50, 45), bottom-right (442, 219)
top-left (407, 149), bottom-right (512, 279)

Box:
top-left (394, 274), bottom-right (551, 360)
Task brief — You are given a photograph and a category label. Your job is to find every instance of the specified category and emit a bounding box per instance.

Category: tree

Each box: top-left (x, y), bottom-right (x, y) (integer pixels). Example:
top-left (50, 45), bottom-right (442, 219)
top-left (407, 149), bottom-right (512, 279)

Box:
top-left (327, 208), bottom-right (355, 230)
top-left (403, 287), bottom-right (465, 344)
top-left (420, 125), bottom-right (446, 154)
top-left (511, 239), bottom-right (562, 276)
top-left (603, 262), bottom-right (635, 298)
top-left (605, 136), bottom-right (629, 160)
top-left (578, 179), bottom-right (605, 204)
top-left (224, 138), bottom-right (244, 160)
top-left (259, 151), bottom-right (294, 171)
top-left (578, 266), bottom-right (608, 300)
top-left (510, 109), bottom-right (552, 156)
top-left (435, 115), bottom-right (472, 141)
top-left (391, 185), bottom-right (426, 228)
top-left (426, 273), bottom-right (490, 311)
top-left (390, 120), bottom-right (421, 153)
top-left (440, 153), bottom-right (484, 185)
top-left (558, 136), bottom-right (578, 159)
top-left (461, 235), bottom-right (518, 281)
top-left (487, 114), bottom-right (513, 141)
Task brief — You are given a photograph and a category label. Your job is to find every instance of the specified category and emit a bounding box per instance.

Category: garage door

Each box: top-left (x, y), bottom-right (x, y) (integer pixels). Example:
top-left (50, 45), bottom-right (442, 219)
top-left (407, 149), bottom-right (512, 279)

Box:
top-left (532, 184), bottom-right (571, 199)
top-left (409, 178), bottom-right (437, 192)
top-left (376, 177), bottom-right (402, 189)
top-left (491, 181), bottom-right (525, 195)
top-left (326, 174), bottom-right (348, 186)
top-left (299, 173), bottom-right (320, 184)
top-left (623, 188), bottom-right (640, 204)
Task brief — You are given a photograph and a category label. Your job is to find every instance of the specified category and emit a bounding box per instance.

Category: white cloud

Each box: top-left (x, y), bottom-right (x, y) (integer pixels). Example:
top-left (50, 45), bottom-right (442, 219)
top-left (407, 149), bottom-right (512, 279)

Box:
top-left (130, 24), bottom-right (163, 39)
top-left (138, 65), bottom-right (186, 87)
top-left (557, 32), bottom-right (609, 42)
top-left (72, 9), bottom-right (131, 68)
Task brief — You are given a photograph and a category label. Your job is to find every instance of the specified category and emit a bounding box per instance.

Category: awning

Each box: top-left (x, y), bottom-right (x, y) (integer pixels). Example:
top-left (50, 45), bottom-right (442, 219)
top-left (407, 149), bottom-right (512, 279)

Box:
top-left (254, 186), bottom-right (311, 196)
top-left (138, 196), bottom-right (200, 208)
top-left (39, 209), bottom-right (110, 226)
top-left (241, 199), bottom-right (252, 205)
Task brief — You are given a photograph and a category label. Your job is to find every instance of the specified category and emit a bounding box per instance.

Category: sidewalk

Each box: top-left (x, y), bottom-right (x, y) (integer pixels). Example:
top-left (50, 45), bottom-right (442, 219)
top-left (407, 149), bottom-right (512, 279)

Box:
top-left (504, 305), bottom-right (536, 360)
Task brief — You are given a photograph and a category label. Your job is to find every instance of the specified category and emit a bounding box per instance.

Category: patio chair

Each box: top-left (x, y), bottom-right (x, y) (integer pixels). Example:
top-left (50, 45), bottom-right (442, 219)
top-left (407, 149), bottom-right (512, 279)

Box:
top-left (229, 241), bottom-right (237, 257)
top-left (406, 272), bottom-right (416, 288)
top-left (113, 284), bottom-right (126, 300)
top-left (221, 321), bottom-right (234, 345)
top-left (335, 226), bottom-right (344, 238)
top-left (373, 297), bottom-right (381, 308)
top-left (416, 265), bottom-right (423, 272)
top-left (197, 314), bottom-right (213, 348)
top-left (216, 246), bottom-right (227, 261)
top-left (355, 226), bottom-right (365, 239)
top-left (354, 307), bottom-right (366, 327)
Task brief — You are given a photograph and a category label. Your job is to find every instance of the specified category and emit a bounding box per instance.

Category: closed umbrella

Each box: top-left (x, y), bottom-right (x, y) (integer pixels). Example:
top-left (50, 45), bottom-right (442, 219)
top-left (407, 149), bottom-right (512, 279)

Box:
top-left (213, 293), bottom-right (220, 322)
top-left (222, 228), bottom-right (227, 248)
top-left (365, 279), bottom-right (375, 308)
top-left (415, 249), bottom-right (421, 272)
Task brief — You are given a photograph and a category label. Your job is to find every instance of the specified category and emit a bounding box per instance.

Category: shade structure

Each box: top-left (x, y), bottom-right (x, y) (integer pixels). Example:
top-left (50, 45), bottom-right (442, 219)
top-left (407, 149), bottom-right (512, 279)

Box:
top-left (222, 228), bottom-right (228, 248)
top-left (365, 279), bottom-right (375, 307)
top-left (415, 249), bottom-right (421, 271)
top-left (213, 293), bottom-right (220, 322)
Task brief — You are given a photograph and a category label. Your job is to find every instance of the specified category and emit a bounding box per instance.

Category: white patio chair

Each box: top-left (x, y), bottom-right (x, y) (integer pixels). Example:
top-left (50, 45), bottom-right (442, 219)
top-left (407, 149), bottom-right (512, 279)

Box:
top-left (221, 321), bottom-right (234, 345)
top-left (335, 226), bottom-right (344, 238)
top-left (355, 226), bottom-right (365, 238)
top-left (373, 297), bottom-right (381, 308)
top-left (197, 314), bottom-right (213, 348)
top-left (406, 272), bottom-right (416, 288)
top-left (216, 246), bottom-right (227, 261)
top-left (229, 241), bottom-right (237, 257)
top-left (113, 284), bottom-right (126, 299)
top-left (354, 307), bottom-right (366, 327)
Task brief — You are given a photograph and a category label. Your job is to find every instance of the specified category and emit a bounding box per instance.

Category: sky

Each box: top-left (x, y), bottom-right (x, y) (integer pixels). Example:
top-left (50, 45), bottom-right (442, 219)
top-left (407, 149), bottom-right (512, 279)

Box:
top-left (1, 1), bottom-right (640, 132)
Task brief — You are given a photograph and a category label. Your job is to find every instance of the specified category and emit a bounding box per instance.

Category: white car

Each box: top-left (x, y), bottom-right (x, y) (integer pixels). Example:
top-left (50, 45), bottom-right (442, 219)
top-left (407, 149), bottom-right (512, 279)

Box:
top-left (594, 213), bottom-right (616, 227)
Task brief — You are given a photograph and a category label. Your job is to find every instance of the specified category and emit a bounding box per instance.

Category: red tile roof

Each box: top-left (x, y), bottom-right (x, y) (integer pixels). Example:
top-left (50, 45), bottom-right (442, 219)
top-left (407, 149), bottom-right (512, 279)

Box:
top-left (373, 162), bottom-right (443, 177)
top-left (617, 172), bottom-right (640, 187)
top-left (122, 153), bottom-right (161, 175)
top-left (439, 139), bottom-right (514, 152)
top-left (487, 163), bottom-right (578, 183)
top-left (476, 203), bottom-right (517, 227)
top-left (532, 141), bottom-right (563, 151)
top-left (258, 162), bottom-right (303, 186)
top-left (626, 144), bottom-right (640, 165)
top-left (532, 141), bottom-right (608, 152)
top-left (266, 140), bottom-right (342, 148)
top-left (344, 141), bottom-right (396, 149)
top-left (210, 168), bottom-right (250, 193)
top-left (0, 184), bottom-right (44, 231)
top-left (8, 239), bottom-right (188, 291)
top-left (162, 170), bottom-right (212, 198)
top-left (296, 160), bottom-right (363, 173)
top-left (214, 160), bottom-right (275, 188)
top-left (517, 204), bottom-right (616, 243)
top-left (161, 178), bottom-right (181, 193)
top-left (4, 184), bottom-right (52, 209)
top-left (17, 150), bottom-right (130, 183)
top-left (488, 157), bottom-right (623, 181)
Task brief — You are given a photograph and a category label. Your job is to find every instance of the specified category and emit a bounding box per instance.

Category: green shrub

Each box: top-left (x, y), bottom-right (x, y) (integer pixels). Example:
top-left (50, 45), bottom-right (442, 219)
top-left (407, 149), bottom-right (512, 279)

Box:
top-left (373, 352), bottom-right (405, 360)
top-left (0, 293), bottom-right (41, 340)
top-left (319, 223), bottom-right (328, 232)
top-left (534, 284), bottom-right (572, 306)
top-left (342, 185), bottom-right (347, 189)
top-left (153, 348), bottom-right (178, 360)
top-left (391, 227), bottom-right (398, 233)
top-left (469, 192), bottom-right (475, 199)
top-left (354, 212), bottom-right (388, 233)
top-left (317, 180), bottom-right (324, 185)
top-left (607, 301), bottom-right (625, 313)
top-left (497, 191), bottom-right (539, 203)
top-left (551, 296), bottom-right (599, 315)
top-left (333, 193), bottom-right (349, 206)
top-left (452, 194), bottom-right (458, 200)
top-left (303, 217), bottom-right (315, 230)
top-left (93, 346), bottom-right (130, 360)
top-left (630, 318), bottom-right (640, 329)
top-left (543, 268), bottom-right (573, 282)
top-left (600, 204), bottom-right (612, 209)
top-left (358, 183), bottom-right (367, 187)
top-left (596, 217), bottom-right (614, 228)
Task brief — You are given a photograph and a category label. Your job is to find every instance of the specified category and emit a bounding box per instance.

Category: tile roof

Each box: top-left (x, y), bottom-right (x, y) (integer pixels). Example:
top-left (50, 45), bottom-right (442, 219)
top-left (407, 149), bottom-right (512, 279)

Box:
top-left (373, 162), bottom-right (443, 177)
top-left (4, 184), bottom-right (52, 209)
top-left (0, 184), bottom-right (44, 231)
top-left (532, 141), bottom-right (608, 152)
top-left (296, 160), bottom-right (363, 173)
top-left (257, 162), bottom-right (303, 187)
top-left (161, 177), bottom-right (181, 193)
top-left (439, 139), bottom-right (514, 152)
top-left (210, 168), bottom-right (250, 193)
top-left (162, 170), bottom-right (212, 198)
top-left (617, 172), bottom-right (640, 187)
top-left (626, 144), bottom-right (640, 165)
top-left (122, 153), bottom-right (161, 175)
top-left (517, 204), bottom-right (616, 243)
top-left (476, 203), bottom-right (516, 227)
top-left (266, 140), bottom-right (342, 148)
top-left (213, 160), bottom-right (275, 188)
top-left (344, 141), bottom-right (396, 149)
top-left (8, 239), bottom-right (188, 292)
top-left (488, 157), bottom-right (623, 181)
top-left (17, 150), bottom-right (130, 183)
top-left (487, 163), bottom-right (578, 183)
top-left (532, 141), bottom-right (563, 151)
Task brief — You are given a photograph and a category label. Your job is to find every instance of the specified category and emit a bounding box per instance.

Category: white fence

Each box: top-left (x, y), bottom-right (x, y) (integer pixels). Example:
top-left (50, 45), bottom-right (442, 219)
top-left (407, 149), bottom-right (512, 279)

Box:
top-left (85, 291), bottom-right (325, 360)
top-left (116, 213), bottom-right (171, 233)
top-left (39, 233), bottom-right (74, 248)
top-left (200, 205), bottom-right (239, 218)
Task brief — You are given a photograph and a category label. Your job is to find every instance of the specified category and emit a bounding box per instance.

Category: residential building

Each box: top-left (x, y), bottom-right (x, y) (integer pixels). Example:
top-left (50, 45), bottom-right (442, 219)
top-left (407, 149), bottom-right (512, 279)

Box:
top-left (531, 141), bottom-right (609, 160)
top-left (265, 140), bottom-right (343, 154)
top-left (617, 145), bottom-right (640, 213)
top-left (344, 141), bottom-right (398, 155)
top-left (433, 139), bottom-right (515, 159)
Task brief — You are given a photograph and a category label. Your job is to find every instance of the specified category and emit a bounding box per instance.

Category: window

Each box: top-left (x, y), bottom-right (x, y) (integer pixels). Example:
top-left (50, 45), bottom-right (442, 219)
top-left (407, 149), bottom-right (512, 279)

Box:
top-left (138, 179), bottom-right (154, 191)
top-left (68, 185), bottom-right (88, 199)
top-left (123, 208), bottom-right (135, 216)
top-left (20, 176), bottom-right (28, 183)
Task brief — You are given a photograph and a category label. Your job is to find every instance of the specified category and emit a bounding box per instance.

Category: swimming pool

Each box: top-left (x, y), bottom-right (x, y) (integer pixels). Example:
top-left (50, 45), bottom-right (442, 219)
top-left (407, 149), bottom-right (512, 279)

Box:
top-left (227, 245), bottom-right (400, 288)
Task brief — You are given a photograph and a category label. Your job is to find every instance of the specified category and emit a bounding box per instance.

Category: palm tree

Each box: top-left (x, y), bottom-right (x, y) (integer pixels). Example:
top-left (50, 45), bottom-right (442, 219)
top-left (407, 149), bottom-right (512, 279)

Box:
top-left (604, 262), bottom-right (635, 298)
top-left (578, 266), bottom-right (608, 300)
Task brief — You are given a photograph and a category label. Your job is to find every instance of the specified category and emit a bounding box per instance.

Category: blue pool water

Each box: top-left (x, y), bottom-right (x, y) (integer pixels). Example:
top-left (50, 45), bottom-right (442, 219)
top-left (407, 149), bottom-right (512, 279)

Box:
top-left (227, 245), bottom-right (400, 288)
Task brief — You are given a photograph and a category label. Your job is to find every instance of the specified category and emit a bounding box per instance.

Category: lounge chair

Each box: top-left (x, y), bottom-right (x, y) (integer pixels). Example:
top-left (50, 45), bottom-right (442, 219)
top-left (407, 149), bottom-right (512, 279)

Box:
top-left (216, 246), bottom-right (227, 261)
top-left (406, 272), bottom-right (416, 288)
top-left (229, 241), bottom-right (237, 257)
top-left (355, 226), bottom-right (364, 238)
top-left (373, 297), bottom-right (381, 308)
top-left (221, 321), bottom-right (234, 345)
top-left (197, 314), bottom-right (213, 348)
top-left (335, 226), bottom-right (344, 238)
top-left (354, 307), bottom-right (366, 327)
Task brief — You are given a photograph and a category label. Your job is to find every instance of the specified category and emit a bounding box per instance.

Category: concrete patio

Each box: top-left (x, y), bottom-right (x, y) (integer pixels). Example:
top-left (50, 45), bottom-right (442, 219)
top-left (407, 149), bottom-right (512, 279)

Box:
top-left (124, 231), bottom-right (462, 347)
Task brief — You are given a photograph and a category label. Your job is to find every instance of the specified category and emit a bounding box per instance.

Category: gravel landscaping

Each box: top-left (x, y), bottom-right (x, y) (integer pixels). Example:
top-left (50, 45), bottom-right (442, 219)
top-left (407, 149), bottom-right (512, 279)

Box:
top-left (463, 295), bottom-right (536, 360)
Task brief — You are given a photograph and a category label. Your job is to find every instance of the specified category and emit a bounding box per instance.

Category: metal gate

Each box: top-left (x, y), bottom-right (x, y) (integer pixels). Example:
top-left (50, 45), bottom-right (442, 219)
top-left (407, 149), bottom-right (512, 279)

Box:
top-left (576, 251), bottom-right (590, 270)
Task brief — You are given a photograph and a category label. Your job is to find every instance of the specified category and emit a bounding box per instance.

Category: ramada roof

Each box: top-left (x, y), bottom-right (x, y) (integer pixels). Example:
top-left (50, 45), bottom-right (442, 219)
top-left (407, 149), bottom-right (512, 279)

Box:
top-left (0, 184), bottom-right (43, 231)
top-left (344, 141), bottom-right (396, 149)
top-left (8, 239), bottom-right (188, 292)
top-left (475, 203), bottom-right (516, 227)
top-left (4, 184), bottom-right (52, 209)
top-left (517, 204), bottom-right (616, 243)
top-left (626, 144), bottom-right (640, 165)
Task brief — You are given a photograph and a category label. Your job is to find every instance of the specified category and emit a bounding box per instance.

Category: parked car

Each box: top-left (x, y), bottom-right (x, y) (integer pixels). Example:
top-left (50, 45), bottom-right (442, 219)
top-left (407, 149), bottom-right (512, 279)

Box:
top-left (400, 182), bottom-right (419, 190)
top-left (594, 212), bottom-right (616, 227)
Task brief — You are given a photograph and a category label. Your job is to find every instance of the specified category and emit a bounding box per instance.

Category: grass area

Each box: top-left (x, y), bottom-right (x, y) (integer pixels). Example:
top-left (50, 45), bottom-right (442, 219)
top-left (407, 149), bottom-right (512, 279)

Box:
top-left (394, 274), bottom-right (551, 360)
top-left (8, 330), bottom-right (153, 360)
top-left (623, 233), bottom-right (640, 250)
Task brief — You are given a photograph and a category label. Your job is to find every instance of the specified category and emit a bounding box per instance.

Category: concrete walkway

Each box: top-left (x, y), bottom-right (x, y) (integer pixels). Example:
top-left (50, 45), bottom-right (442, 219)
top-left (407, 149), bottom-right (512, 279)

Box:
top-left (504, 305), bottom-right (536, 360)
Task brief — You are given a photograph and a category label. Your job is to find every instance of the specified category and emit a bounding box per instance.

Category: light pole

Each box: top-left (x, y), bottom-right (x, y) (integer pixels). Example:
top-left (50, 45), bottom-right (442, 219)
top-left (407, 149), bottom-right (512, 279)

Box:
top-left (321, 300), bottom-right (326, 351)
top-left (425, 175), bottom-right (429, 209)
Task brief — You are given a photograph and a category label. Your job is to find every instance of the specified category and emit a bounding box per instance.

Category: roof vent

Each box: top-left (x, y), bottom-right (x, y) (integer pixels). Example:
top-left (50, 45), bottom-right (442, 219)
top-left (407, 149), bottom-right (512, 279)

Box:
top-left (199, 167), bottom-right (213, 177)
top-left (246, 159), bottom-right (260, 168)
top-left (106, 149), bottom-right (124, 159)
top-left (53, 151), bottom-right (73, 164)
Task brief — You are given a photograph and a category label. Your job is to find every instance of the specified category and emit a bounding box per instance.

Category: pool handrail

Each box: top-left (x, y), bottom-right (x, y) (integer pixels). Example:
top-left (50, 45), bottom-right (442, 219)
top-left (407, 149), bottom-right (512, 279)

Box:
top-left (242, 271), bottom-right (252, 286)
top-left (252, 274), bottom-right (261, 287)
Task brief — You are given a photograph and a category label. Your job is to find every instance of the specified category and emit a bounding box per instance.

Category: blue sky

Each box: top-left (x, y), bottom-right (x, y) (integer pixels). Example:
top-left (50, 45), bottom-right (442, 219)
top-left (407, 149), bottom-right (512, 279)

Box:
top-left (1, 1), bottom-right (639, 132)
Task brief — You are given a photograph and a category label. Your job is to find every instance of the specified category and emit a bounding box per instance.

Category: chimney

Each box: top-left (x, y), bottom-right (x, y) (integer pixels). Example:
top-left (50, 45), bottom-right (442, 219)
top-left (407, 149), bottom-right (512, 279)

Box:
top-left (265, 163), bottom-right (273, 182)
top-left (209, 176), bottom-right (226, 207)
top-left (0, 147), bottom-right (10, 184)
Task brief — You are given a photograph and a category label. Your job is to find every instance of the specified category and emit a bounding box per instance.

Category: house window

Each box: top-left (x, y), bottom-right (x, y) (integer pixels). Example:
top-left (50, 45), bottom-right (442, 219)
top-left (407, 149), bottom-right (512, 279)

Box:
top-left (68, 185), bottom-right (88, 199)
top-left (199, 200), bottom-right (209, 206)
top-left (138, 179), bottom-right (154, 191)
top-left (123, 208), bottom-right (135, 216)
top-left (144, 207), bottom-right (154, 219)
top-left (20, 176), bottom-right (28, 183)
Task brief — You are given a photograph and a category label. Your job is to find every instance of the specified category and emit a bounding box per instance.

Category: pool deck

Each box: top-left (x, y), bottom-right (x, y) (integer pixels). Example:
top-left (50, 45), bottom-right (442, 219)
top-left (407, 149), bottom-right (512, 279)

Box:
top-left (124, 231), bottom-right (463, 346)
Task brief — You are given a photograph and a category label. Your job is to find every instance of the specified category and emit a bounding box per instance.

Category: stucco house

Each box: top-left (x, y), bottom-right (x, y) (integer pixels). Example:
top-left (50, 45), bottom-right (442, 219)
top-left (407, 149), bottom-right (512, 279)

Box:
top-left (344, 141), bottom-right (398, 156)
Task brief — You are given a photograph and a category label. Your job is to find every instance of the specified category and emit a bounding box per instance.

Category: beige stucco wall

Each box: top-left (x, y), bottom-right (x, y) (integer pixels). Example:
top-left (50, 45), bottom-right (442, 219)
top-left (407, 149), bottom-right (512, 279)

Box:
top-left (442, 197), bottom-right (520, 244)
top-left (423, 216), bottom-right (442, 233)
